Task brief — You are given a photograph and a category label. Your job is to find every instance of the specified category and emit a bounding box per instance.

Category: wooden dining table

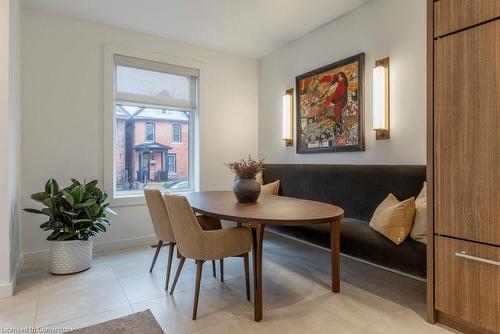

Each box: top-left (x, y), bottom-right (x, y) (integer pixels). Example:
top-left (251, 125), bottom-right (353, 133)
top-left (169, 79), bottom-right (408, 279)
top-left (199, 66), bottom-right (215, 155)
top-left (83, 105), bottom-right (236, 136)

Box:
top-left (185, 191), bottom-right (344, 322)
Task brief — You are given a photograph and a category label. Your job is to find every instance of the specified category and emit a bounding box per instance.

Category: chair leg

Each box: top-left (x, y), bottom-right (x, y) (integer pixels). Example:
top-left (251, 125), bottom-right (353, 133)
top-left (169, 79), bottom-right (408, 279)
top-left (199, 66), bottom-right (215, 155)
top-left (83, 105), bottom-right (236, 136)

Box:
top-left (220, 259), bottom-right (224, 282)
top-left (169, 256), bottom-right (186, 295)
top-left (243, 253), bottom-right (250, 301)
top-left (193, 260), bottom-right (204, 320)
top-left (212, 260), bottom-right (216, 278)
top-left (149, 240), bottom-right (163, 272)
top-left (165, 243), bottom-right (175, 290)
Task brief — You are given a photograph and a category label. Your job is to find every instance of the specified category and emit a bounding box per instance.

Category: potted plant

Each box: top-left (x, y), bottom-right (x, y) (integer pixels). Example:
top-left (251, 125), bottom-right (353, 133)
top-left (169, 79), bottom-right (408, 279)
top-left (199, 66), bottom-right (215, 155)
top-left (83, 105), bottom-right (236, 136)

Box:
top-left (25, 178), bottom-right (115, 274)
top-left (227, 155), bottom-right (264, 204)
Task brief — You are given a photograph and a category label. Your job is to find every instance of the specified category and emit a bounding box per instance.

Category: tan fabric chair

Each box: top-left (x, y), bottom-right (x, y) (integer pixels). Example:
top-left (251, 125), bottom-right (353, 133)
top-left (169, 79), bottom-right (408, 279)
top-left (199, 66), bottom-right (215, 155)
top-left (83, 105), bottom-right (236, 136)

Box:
top-left (164, 194), bottom-right (251, 320)
top-left (144, 189), bottom-right (222, 290)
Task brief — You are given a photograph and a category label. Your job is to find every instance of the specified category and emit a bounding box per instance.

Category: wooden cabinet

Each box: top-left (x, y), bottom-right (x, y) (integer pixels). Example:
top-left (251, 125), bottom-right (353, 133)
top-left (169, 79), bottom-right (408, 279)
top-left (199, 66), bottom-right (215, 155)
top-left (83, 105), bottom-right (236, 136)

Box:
top-left (428, 0), bottom-right (500, 332)
top-left (435, 236), bottom-right (500, 333)
top-left (434, 0), bottom-right (500, 37)
top-left (434, 20), bottom-right (500, 246)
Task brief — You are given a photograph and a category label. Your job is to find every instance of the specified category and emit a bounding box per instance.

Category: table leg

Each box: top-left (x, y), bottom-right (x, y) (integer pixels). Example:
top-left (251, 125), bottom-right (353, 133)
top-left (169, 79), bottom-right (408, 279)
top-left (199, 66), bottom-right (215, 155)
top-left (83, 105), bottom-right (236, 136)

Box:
top-left (331, 220), bottom-right (340, 293)
top-left (249, 222), bottom-right (265, 322)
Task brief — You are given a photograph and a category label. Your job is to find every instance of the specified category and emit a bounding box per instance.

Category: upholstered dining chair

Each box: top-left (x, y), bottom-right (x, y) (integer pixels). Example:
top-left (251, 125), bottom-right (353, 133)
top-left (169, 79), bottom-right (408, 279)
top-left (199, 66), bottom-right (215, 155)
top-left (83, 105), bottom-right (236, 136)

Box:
top-left (164, 194), bottom-right (251, 320)
top-left (144, 189), bottom-right (222, 290)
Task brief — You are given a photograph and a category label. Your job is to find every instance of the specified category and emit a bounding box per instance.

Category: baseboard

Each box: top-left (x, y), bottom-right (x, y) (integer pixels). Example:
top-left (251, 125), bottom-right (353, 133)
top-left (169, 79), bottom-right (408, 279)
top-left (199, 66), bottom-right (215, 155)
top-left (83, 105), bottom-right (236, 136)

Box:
top-left (0, 281), bottom-right (14, 298)
top-left (0, 253), bottom-right (23, 298)
top-left (94, 235), bottom-right (157, 253)
top-left (437, 311), bottom-right (495, 334)
top-left (268, 230), bottom-right (427, 282)
top-left (22, 235), bottom-right (157, 263)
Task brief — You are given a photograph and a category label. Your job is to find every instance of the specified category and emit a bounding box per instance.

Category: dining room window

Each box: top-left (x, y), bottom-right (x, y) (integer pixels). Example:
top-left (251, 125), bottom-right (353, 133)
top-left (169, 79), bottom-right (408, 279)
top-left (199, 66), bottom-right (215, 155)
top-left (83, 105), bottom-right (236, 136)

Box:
top-left (112, 54), bottom-right (198, 197)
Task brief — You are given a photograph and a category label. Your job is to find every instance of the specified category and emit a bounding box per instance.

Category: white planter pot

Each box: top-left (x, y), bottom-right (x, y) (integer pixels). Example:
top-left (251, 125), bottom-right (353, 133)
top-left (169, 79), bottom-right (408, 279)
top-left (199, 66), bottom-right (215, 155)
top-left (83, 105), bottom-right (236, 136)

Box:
top-left (48, 239), bottom-right (93, 274)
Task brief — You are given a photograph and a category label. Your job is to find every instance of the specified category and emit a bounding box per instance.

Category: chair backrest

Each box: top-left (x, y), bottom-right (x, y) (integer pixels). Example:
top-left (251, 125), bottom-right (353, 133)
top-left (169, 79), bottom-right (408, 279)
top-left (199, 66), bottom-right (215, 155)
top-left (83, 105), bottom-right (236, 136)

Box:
top-left (163, 195), bottom-right (203, 259)
top-left (144, 189), bottom-right (175, 243)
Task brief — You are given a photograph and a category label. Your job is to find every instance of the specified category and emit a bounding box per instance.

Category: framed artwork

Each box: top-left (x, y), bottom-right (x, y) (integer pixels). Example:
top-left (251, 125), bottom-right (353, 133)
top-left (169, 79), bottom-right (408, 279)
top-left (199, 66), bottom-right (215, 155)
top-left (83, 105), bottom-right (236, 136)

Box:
top-left (296, 53), bottom-right (364, 153)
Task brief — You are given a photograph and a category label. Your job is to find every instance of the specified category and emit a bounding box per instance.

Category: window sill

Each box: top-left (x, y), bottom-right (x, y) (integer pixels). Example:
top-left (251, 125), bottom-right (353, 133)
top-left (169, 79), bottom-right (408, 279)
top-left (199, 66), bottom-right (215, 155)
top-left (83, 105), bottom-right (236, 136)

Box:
top-left (110, 188), bottom-right (195, 207)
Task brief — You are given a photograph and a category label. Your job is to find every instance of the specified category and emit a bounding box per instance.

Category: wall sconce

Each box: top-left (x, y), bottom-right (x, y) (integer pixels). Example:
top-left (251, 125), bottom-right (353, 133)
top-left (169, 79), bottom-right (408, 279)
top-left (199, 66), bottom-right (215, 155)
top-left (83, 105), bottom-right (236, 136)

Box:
top-left (282, 88), bottom-right (294, 146)
top-left (373, 57), bottom-right (390, 140)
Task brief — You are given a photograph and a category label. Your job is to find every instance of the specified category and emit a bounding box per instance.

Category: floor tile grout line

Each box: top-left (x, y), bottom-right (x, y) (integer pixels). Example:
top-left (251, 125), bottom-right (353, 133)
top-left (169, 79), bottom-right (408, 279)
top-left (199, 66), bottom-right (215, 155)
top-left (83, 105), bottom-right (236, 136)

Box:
top-left (312, 298), bottom-right (378, 331)
top-left (32, 271), bottom-right (43, 328)
top-left (37, 305), bottom-right (133, 329)
top-left (101, 252), bottom-right (135, 309)
top-left (35, 254), bottom-right (132, 329)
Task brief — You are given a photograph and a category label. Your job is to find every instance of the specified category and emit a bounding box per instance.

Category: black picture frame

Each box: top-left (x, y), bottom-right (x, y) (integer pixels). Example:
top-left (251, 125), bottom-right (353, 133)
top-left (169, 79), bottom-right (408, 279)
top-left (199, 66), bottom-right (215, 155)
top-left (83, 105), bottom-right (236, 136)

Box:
top-left (295, 53), bottom-right (365, 154)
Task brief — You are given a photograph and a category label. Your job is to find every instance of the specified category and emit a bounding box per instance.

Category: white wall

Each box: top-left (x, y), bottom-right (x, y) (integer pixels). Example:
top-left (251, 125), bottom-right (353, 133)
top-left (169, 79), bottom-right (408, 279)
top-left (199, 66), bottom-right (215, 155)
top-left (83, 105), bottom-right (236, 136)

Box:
top-left (0, 0), bottom-right (22, 297)
top-left (9, 0), bottom-right (21, 290)
top-left (21, 8), bottom-right (258, 258)
top-left (258, 0), bottom-right (426, 165)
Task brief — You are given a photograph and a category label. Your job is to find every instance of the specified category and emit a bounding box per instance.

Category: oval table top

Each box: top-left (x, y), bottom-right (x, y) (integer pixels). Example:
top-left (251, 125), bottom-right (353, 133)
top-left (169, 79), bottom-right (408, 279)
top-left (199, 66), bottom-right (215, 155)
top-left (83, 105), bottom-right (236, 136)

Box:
top-left (184, 191), bottom-right (344, 226)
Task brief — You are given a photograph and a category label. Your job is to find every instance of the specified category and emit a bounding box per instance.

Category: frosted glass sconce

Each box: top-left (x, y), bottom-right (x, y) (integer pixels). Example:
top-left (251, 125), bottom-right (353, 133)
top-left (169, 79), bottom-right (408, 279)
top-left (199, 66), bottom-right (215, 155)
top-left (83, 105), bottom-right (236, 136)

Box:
top-left (373, 57), bottom-right (390, 140)
top-left (282, 88), bottom-right (294, 146)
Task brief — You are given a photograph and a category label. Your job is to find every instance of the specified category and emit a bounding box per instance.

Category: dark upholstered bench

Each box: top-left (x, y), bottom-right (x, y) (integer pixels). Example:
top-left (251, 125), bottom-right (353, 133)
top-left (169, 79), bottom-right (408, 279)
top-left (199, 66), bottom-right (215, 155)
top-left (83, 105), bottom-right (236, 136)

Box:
top-left (262, 164), bottom-right (426, 278)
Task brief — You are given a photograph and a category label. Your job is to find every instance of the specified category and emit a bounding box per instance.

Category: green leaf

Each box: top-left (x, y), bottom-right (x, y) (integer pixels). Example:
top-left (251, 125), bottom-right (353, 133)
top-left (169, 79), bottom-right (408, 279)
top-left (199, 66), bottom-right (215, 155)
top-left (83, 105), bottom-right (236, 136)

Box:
top-left (61, 210), bottom-right (78, 216)
top-left (85, 180), bottom-right (98, 192)
top-left (95, 223), bottom-right (107, 232)
top-left (72, 219), bottom-right (93, 224)
top-left (68, 187), bottom-right (79, 202)
top-left (104, 207), bottom-right (118, 215)
top-left (92, 188), bottom-right (103, 201)
top-left (69, 185), bottom-right (85, 203)
top-left (98, 217), bottom-right (109, 225)
top-left (45, 179), bottom-right (59, 195)
top-left (42, 198), bottom-right (53, 208)
top-left (40, 221), bottom-right (50, 229)
top-left (24, 208), bottom-right (50, 215)
top-left (74, 198), bottom-right (96, 209)
top-left (61, 190), bottom-right (74, 207)
top-left (57, 232), bottom-right (74, 241)
top-left (70, 179), bottom-right (80, 185)
top-left (47, 230), bottom-right (61, 240)
top-left (90, 204), bottom-right (100, 216)
top-left (30, 192), bottom-right (51, 203)
top-left (89, 226), bottom-right (99, 233)
top-left (78, 185), bottom-right (86, 201)
top-left (41, 208), bottom-right (52, 215)
top-left (75, 221), bottom-right (94, 230)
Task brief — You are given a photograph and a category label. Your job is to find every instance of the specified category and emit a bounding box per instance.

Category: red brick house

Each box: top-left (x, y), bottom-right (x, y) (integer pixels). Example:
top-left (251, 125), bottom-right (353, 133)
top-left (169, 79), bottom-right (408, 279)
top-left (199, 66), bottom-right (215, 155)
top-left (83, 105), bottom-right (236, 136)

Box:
top-left (115, 107), bottom-right (189, 190)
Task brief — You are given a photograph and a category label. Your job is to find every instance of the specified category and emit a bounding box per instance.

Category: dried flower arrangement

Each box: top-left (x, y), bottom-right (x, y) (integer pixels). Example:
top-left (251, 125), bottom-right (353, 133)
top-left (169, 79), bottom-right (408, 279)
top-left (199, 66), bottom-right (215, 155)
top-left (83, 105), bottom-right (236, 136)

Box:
top-left (227, 155), bottom-right (264, 179)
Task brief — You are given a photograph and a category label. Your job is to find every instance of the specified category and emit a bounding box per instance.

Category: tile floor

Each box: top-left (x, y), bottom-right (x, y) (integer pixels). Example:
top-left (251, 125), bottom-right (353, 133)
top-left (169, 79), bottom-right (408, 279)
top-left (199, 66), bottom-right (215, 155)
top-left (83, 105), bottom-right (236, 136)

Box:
top-left (1, 232), bottom-right (459, 333)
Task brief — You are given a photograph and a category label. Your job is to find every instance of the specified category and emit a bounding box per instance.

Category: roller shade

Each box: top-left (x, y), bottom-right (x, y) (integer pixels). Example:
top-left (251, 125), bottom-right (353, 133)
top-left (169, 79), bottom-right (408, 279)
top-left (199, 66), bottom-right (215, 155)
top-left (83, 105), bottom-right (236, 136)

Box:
top-left (114, 54), bottom-right (198, 110)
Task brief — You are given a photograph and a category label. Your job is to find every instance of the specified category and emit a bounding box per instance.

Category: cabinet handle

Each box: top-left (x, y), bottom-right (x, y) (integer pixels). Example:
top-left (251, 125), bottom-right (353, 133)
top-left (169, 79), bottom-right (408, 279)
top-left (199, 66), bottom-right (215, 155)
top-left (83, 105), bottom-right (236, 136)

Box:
top-left (455, 251), bottom-right (500, 267)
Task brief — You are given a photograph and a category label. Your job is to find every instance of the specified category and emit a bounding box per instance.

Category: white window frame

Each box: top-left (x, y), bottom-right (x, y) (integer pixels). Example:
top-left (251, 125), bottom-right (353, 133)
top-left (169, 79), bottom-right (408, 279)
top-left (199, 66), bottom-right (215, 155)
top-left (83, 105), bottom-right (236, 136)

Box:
top-left (172, 124), bottom-right (182, 143)
top-left (104, 45), bottom-right (203, 206)
top-left (145, 122), bottom-right (155, 143)
top-left (165, 153), bottom-right (177, 173)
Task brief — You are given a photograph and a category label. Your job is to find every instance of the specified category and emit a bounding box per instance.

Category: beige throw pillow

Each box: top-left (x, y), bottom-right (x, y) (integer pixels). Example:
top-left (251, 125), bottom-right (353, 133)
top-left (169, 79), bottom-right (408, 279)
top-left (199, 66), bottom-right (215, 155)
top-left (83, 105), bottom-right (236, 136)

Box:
top-left (255, 171), bottom-right (264, 185)
top-left (410, 182), bottom-right (427, 244)
top-left (369, 193), bottom-right (416, 245)
top-left (261, 180), bottom-right (280, 195)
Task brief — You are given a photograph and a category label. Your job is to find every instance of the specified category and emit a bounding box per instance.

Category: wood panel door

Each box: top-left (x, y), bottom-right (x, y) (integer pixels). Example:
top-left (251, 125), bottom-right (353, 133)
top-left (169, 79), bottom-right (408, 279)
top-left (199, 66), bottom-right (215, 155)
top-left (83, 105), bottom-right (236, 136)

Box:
top-left (435, 236), bottom-right (500, 333)
top-left (434, 19), bottom-right (500, 245)
top-left (434, 0), bottom-right (500, 38)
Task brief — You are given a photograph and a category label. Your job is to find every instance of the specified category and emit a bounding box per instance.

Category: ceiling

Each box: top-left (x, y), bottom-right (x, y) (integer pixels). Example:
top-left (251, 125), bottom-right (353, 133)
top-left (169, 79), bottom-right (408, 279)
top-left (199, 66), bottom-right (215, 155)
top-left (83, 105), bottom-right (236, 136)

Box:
top-left (21, 0), bottom-right (370, 58)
